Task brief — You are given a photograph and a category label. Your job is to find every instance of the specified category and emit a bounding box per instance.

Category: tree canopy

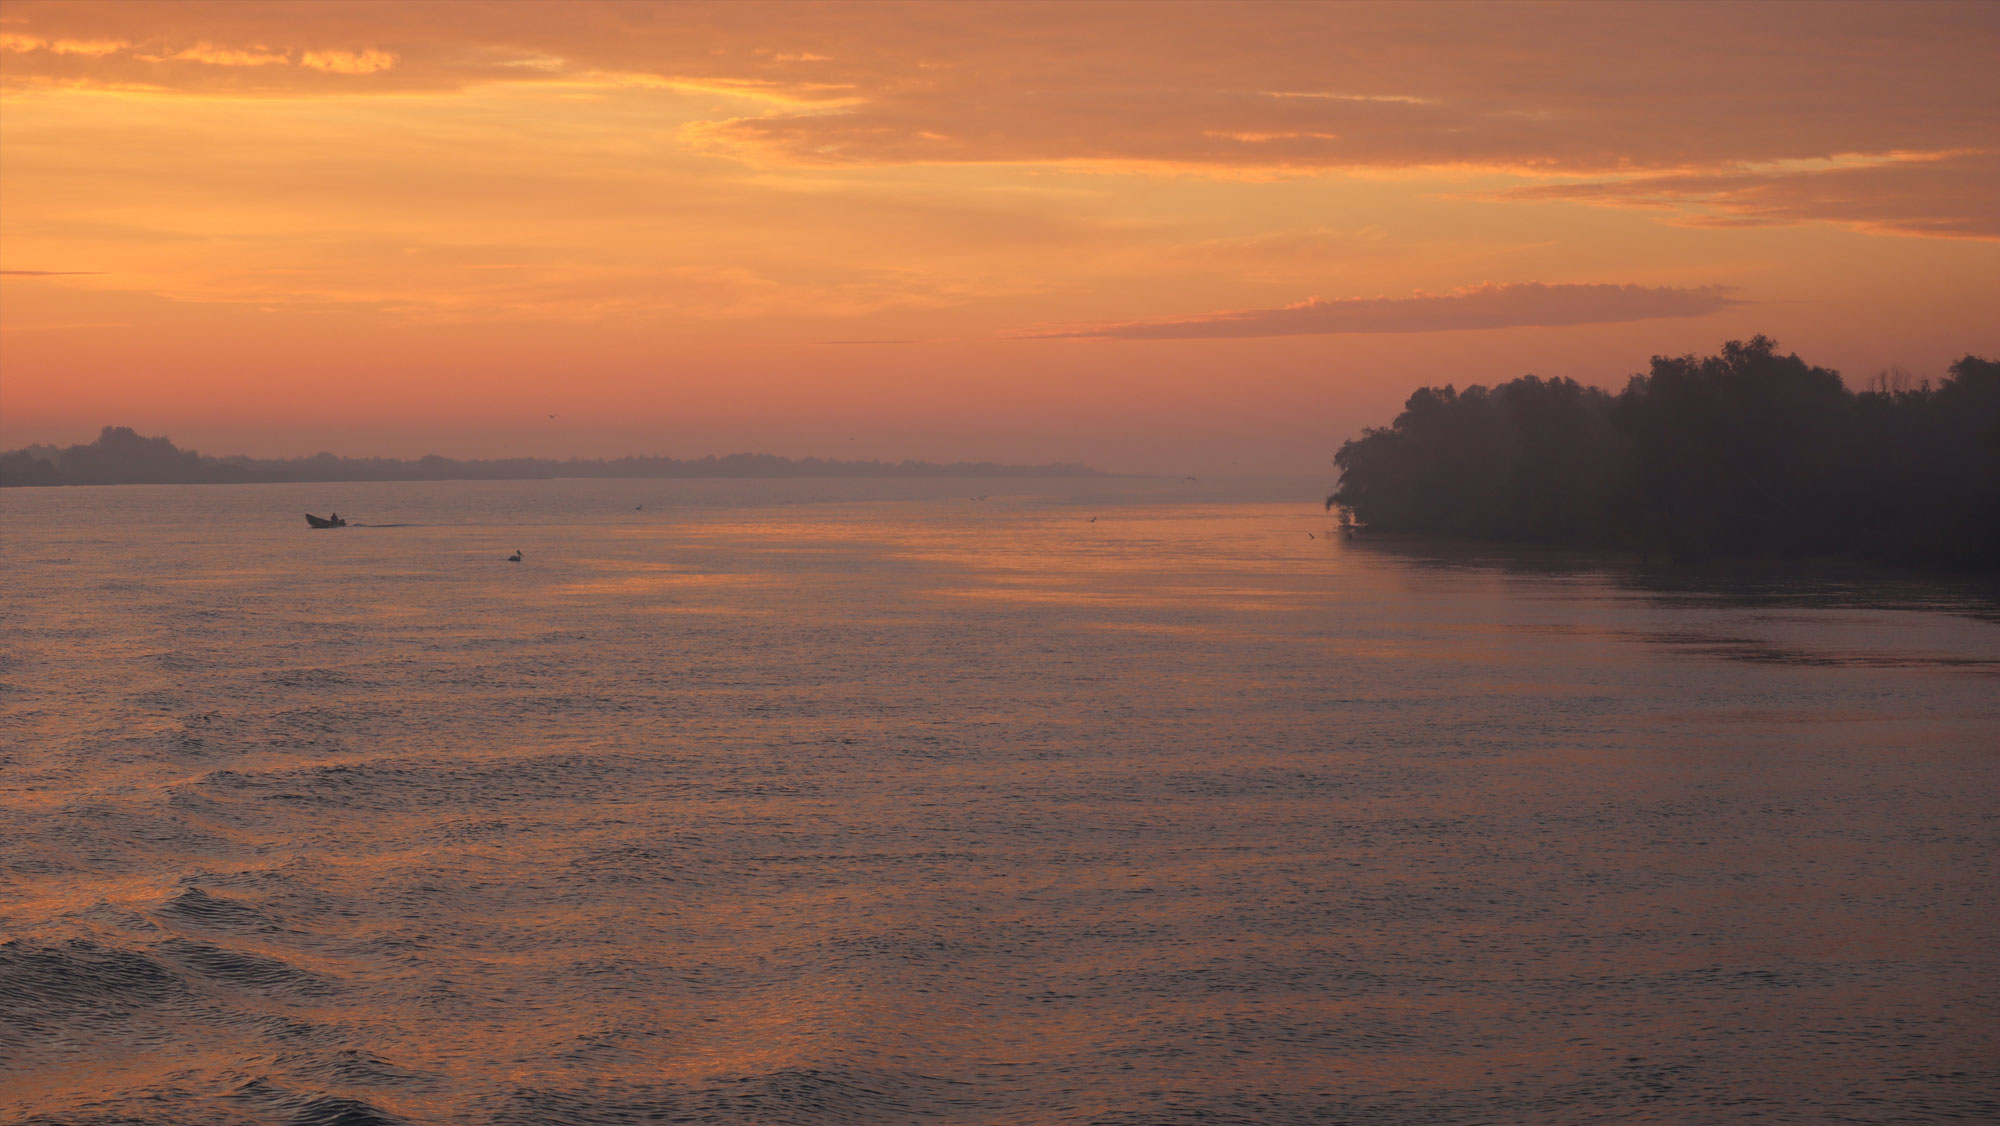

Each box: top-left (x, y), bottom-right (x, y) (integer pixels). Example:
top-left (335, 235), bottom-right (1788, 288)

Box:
top-left (1329, 338), bottom-right (1999, 567)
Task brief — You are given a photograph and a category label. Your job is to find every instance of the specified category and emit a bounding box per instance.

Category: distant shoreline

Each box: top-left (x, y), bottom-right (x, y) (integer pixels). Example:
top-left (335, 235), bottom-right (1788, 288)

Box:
top-left (1, 427), bottom-right (1101, 488)
top-left (1, 473), bottom-right (1113, 489)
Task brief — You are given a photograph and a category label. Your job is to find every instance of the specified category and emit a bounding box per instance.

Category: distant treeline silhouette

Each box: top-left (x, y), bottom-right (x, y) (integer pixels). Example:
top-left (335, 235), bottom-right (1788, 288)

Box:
top-left (1328, 337), bottom-right (1999, 567)
top-left (0, 429), bottom-right (1097, 487)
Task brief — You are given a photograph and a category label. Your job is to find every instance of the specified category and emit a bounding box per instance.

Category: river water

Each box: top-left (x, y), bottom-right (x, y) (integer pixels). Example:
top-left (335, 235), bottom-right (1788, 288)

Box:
top-left (2, 478), bottom-right (1996, 1124)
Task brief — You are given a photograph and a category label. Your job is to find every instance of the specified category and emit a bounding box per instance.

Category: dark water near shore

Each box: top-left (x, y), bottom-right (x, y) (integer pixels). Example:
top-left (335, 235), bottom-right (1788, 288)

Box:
top-left (3, 478), bottom-right (1997, 1124)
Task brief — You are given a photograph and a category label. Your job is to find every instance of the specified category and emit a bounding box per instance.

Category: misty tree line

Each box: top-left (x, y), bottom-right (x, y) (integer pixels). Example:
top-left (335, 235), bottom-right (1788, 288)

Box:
top-left (0, 429), bottom-right (1095, 486)
top-left (1328, 337), bottom-right (2000, 567)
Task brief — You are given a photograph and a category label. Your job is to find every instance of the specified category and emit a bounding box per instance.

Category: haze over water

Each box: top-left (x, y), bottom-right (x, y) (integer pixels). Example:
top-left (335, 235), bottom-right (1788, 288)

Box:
top-left (3, 479), bottom-right (1997, 1124)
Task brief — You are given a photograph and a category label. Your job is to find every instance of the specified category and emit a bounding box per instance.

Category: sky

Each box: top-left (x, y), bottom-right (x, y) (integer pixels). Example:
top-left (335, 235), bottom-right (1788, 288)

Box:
top-left (2, 0), bottom-right (1996, 474)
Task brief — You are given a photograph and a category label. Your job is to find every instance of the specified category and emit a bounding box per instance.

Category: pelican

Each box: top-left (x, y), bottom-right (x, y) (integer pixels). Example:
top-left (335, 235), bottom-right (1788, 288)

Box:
top-left (507, 550), bottom-right (523, 562)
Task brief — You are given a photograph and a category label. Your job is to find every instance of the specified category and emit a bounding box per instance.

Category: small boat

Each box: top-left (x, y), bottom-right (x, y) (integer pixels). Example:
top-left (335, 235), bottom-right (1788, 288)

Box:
top-left (305, 513), bottom-right (347, 528)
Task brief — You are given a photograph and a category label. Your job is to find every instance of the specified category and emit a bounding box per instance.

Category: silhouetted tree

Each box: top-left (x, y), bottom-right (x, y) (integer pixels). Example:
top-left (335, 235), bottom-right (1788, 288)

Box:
top-left (0, 450), bottom-right (59, 486)
top-left (1614, 336), bottom-right (1849, 557)
top-left (1331, 376), bottom-right (1620, 543)
top-left (1330, 338), bottom-right (2000, 568)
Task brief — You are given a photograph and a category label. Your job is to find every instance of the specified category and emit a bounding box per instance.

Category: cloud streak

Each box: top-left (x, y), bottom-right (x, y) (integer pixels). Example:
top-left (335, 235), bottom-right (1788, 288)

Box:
top-left (3, 4), bottom-right (1992, 169)
top-left (0, 33), bottom-right (127, 57)
top-left (1028, 283), bottom-right (1743, 340)
top-left (4, 2), bottom-right (1987, 240)
top-left (1494, 153), bottom-right (2000, 241)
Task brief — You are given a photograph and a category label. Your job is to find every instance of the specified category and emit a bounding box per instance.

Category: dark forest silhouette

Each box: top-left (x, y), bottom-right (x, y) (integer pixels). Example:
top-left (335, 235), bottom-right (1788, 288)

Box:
top-left (1328, 338), bottom-right (2000, 568)
top-left (0, 430), bottom-right (1095, 487)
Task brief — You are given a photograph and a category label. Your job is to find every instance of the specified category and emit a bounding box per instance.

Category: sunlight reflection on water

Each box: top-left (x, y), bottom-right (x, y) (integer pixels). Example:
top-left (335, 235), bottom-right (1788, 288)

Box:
top-left (2, 478), bottom-right (1997, 1124)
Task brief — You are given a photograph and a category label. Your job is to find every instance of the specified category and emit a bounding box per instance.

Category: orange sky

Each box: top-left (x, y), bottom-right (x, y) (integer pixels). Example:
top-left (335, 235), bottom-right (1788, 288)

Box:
top-left (2, 0), bottom-right (1996, 473)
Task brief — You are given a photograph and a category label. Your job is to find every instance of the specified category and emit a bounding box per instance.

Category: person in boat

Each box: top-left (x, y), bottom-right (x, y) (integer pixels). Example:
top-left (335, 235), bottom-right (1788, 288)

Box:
top-left (330, 512), bottom-right (340, 525)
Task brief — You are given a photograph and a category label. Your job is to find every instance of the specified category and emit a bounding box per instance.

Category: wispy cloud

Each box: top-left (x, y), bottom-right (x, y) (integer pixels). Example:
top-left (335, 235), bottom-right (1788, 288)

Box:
top-left (152, 43), bottom-right (290, 67)
top-left (0, 33), bottom-right (128, 57)
top-left (1492, 152), bottom-right (2000, 241)
top-left (299, 48), bottom-right (397, 75)
top-left (1, 269), bottom-right (103, 276)
top-left (1025, 283), bottom-right (1743, 340)
top-left (1257, 90), bottom-right (1437, 106)
top-left (4, 4), bottom-right (1992, 194)
top-left (5, 32), bottom-right (396, 75)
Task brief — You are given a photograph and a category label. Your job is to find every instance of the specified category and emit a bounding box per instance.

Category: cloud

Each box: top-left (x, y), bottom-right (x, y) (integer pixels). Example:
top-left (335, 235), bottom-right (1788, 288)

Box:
top-left (0, 33), bottom-right (128, 56)
top-left (1493, 152), bottom-right (2000, 241)
top-left (4, 27), bottom-right (396, 76)
top-left (642, 4), bottom-right (2000, 189)
top-left (299, 48), bottom-right (396, 75)
top-left (2, 2), bottom-right (1992, 176)
top-left (1027, 283), bottom-right (1743, 340)
top-left (0, 269), bottom-right (103, 276)
top-left (0, 2), bottom-right (1992, 243)
top-left (157, 42), bottom-right (289, 67)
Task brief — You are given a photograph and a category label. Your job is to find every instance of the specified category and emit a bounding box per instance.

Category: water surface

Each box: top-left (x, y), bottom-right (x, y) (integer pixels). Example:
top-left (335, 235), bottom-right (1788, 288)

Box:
top-left (3, 479), bottom-right (1996, 1124)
